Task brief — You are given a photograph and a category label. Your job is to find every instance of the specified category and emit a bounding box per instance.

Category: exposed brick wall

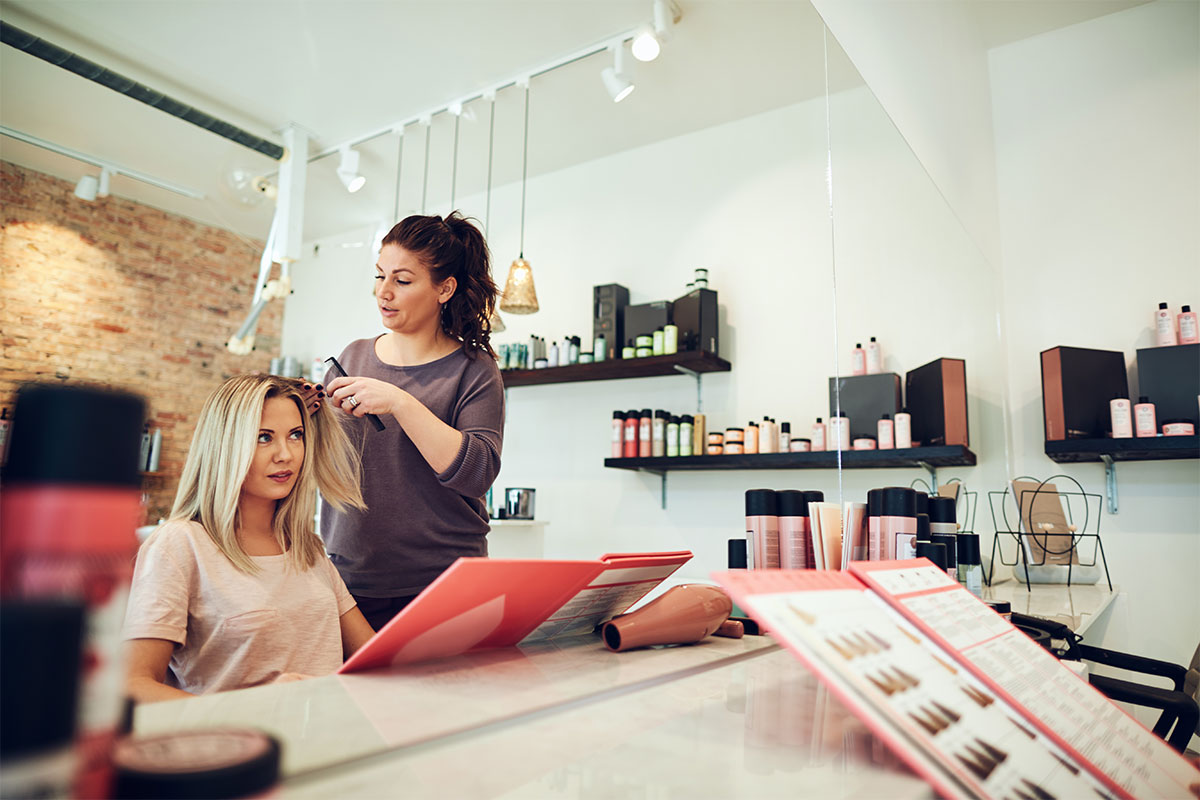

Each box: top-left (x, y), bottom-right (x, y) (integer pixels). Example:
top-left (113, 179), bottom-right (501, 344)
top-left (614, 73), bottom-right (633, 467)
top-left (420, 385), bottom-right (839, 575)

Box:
top-left (1, 161), bottom-right (282, 523)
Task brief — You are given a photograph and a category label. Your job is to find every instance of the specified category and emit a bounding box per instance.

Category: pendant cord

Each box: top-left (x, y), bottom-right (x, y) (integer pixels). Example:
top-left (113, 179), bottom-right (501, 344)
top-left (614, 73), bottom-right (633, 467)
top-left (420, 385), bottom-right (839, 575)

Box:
top-left (392, 128), bottom-right (403, 223)
top-left (519, 83), bottom-right (530, 259)
top-left (450, 112), bottom-right (460, 211)
top-left (484, 98), bottom-right (495, 236)
top-left (420, 121), bottom-right (430, 214)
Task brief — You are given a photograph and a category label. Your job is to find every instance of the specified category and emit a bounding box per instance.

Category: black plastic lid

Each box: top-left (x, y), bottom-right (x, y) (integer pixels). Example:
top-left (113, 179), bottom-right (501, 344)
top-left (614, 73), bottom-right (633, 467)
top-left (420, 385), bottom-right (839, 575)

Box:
top-left (627, 409), bottom-right (640, 418)
top-left (613, 411), bottom-right (626, 419)
top-left (880, 487), bottom-right (917, 517)
top-left (780, 422), bottom-right (790, 432)
top-left (748, 421), bottom-right (757, 427)
top-left (867, 488), bottom-right (883, 516)
top-left (1159, 301), bottom-right (1168, 309)
top-left (669, 415), bottom-right (680, 424)
top-left (727, 539), bottom-right (748, 569)
top-left (0, 600), bottom-right (85, 757)
top-left (2, 383), bottom-right (146, 488)
top-left (725, 427), bottom-right (744, 433)
top-left (915, 542), bottom-right (947, 570)
top-left (914, 491), bottom-right (929, 517)
top-left (802, 490), bottom-right (824, 505)
top-left (790, 437), bottom-right (811, 443)
top-left (745, 489), bottom-right (778, 517)
top-left (777, 489), bottom-right (810, 517)
top-left (928, 496), bottom-right (957, 524)
top-left (881, 413), bottom-right (890, 420)
top-left (112, 729), bottom-right (281, 800)
top-left (837, 411), bottom-right (847, 418)
top-left (870, 336), bottom-right (877, 342)
top-left (915, 513), bottom-right (931, 542)
top-left (986, 600), bottom-right (1011, 614)
top-left (640, 408), bottom-right (652, 416)
top-left (931, 533), bottom-right (958, 569)
top-left (957, 532), bottom-right (982, 565)
top-left (855, 343), bottom-right (862, 348)
top-left (1184, 305), bottom-right (1192, 312)
top-left (655, 409), bottom-right (669, 419)
top-left (816, 417), bottom-right (823, 423)
top-left (681, 415), bottom-right (693, 423)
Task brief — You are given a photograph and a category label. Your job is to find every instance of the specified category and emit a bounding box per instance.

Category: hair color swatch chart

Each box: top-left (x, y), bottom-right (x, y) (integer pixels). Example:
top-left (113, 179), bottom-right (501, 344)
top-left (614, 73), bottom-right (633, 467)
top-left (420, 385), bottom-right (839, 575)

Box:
top-left (850, 561), bottom-right (1200, 799)
top-left (714, 570), bottom-right (1127, 800)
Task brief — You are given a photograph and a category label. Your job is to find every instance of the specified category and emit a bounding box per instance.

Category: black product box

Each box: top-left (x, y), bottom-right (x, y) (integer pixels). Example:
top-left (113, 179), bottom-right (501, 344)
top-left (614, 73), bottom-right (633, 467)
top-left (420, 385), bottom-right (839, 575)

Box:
top-left (1136, 343), bottom-right (1199, 427)
top-left (593, 283), bottom-right (630, 361)
top-left (828, 373), bottom-right (902, 440)
top-left (1040, 346), bottom-right (1128, 440)
top-left (906, 358), bottom-right (969, 447)
top-left (623, 301), bottom-right (673, 345)
top-left (672, 288), bottom-right (718, 354)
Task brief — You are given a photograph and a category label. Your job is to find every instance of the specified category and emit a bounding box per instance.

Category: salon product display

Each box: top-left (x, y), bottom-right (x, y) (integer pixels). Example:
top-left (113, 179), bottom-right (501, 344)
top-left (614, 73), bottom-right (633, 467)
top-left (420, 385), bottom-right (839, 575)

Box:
top-left (340, 550), bottom-right (692, 672)
top-left (717, 563), bottom-right (1198, 800)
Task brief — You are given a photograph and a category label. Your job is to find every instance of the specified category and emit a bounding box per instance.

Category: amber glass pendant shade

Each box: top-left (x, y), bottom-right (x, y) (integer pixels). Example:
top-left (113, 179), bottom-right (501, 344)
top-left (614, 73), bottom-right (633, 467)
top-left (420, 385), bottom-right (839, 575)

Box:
top-left (499, 258), bottom-right (539, 314)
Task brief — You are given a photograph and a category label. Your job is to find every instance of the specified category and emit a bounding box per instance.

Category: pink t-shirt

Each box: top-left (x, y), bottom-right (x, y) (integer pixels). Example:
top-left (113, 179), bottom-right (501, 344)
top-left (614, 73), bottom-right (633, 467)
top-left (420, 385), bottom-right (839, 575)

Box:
top-left (122, 520), bottom-right (356, 695)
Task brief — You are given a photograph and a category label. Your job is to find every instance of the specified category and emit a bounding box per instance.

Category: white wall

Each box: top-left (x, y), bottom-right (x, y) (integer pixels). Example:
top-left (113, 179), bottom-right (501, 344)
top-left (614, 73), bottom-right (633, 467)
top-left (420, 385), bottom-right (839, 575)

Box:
top-left (989, 1), bottom-right (1200, 667)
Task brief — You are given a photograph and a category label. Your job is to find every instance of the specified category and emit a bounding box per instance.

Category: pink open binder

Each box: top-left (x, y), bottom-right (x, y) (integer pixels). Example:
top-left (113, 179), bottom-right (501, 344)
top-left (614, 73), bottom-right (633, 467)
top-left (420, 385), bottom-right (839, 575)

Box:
top-left (339, 551), bottom-right (691, 673)
top-left (712, 564), bottom-right (1197, 800)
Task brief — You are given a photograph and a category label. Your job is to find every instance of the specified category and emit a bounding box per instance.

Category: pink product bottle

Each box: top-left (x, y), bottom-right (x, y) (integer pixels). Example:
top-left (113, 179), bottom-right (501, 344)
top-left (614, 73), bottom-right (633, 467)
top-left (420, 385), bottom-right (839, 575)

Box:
top-left (0, 383), bottom-right (147, 800)
top-left (1155, 302), bottom-right (1177, 346)
top-left (777, 490), bottom-right (813, 569)
top-left (1109, 398), bottom-right (1133, 439)
top-left (1134, 396), bottom-right (1157, 438)
top-left (811, 418), bottom-right (826, 451)
top-left (866, 489), bottom-right (883, 561)
top-left (851, 344), bottom-right (867, 376)
top-left (623, 409), bottom-right (639, 458)
top-left (745, 489), bottom-right (780, 569)
top-left (638, 408), bottom-right (652, 458)
top-left (877, 487), bottom-right (918, 561)
top-left (866, 336), bottom-right (882, 374)
top-left (1179, 305), bottom-right (1199, 345)
top-left (894, 409), bottom-right (912, 449)
top-left (829, 412), bottom-right (851, 451)
top-left (612, 411), bottom-right (626, 457)
top-left (877, 414), bottom-right (895, 449)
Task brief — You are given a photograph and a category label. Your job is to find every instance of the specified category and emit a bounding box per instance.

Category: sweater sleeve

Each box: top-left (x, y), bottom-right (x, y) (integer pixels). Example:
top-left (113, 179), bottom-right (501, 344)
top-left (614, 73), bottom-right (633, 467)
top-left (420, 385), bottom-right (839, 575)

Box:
top-left (436, 356), bottom-right (504, 498)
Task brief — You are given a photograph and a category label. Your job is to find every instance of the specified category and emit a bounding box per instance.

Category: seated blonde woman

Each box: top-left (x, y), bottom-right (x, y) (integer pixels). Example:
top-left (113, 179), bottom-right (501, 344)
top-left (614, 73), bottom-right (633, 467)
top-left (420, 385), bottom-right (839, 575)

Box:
top-left (123, 374), bottom-right (375, 702)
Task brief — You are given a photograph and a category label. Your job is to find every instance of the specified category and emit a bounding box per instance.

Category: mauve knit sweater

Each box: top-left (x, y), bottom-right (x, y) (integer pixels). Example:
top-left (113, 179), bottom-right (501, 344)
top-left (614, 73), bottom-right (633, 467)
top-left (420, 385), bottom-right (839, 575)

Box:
top-left (320, 338), bottom-right (505, 597)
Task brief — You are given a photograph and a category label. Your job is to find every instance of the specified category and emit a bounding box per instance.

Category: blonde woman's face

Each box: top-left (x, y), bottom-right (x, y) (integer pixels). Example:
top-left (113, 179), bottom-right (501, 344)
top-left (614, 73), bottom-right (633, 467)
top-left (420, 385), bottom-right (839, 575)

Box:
top-left (240, 396), bottom-right (305, 504)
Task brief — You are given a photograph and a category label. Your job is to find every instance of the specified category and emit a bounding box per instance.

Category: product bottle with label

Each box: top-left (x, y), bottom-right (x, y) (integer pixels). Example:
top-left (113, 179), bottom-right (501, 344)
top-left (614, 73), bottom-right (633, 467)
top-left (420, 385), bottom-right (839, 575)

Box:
top-left (866, 336), bottom-right (882, 374)
top-left (851, 344), bottom-right (867, 376)
top-left (744, 421), bottom-right (759, 454)
top-left (623, 409), bottom-right (639, 458)
top-left (639, 409), bottom-right (653, 457)
top-left (666, 416), bottom-right (680, 457)
top-left (877, 414), bottom-right (895, 449)
top-left (894, 408), bottom-right (912, 449)
top-left (778, 422), bottom-right (790, 452)
top-left (745, 489), bottom-right (780, 569)
top-left (611, 411), bottom-right (626, 457)
top-left (811, 418), bottom-right (826, 451)
top-left (956, 534), bottom-right (984, 597)
top-left (1134, 397), bottom-right (1157, 437)
top-left (1179, 305), bottom-right (1199, 345)
top-left (759, 417), bottom-right (777, 453)
top-left (829, 412), bottom-right (851, 451)
top-left (679, 415), bottom-right (694, 457)
top-left (1109, 398), bottom-right (1133, 439)
top-left (652, 410), bottom-right (667, 457)
top-left (1155, 302), bottom-right (1178, 346)
top-left (594, 333), bottom-right (607, 362)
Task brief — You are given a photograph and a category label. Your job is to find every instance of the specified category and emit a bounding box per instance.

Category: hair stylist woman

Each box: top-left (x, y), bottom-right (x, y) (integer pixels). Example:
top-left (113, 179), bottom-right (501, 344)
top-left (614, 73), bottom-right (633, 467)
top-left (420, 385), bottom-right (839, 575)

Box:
top-left (321, 212), bottom-right (504, 630)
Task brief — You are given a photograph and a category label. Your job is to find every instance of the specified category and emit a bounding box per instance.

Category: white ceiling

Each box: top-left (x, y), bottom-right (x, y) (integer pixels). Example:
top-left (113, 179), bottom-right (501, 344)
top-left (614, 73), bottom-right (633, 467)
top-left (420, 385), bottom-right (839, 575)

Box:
top-left (0, 0), bottom-right (1141, 243)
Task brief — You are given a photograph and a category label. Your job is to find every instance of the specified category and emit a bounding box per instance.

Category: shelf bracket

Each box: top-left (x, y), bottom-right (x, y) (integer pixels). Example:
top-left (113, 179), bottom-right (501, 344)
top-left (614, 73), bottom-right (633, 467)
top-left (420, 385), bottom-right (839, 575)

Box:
top-left (916, 461), bottom-right (938, 491)
top-left (672, 364), bottom-right (703, 412)
top-left (635, 468), bottom-right (667, 509)
top-left (1101, 454), bottom-right (1119, 514)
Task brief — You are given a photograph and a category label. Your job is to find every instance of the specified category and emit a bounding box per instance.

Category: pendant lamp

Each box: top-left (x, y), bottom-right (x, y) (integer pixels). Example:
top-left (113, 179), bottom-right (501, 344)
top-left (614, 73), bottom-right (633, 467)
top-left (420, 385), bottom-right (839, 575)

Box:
top-left (499, 82), bottom-right (539, 315)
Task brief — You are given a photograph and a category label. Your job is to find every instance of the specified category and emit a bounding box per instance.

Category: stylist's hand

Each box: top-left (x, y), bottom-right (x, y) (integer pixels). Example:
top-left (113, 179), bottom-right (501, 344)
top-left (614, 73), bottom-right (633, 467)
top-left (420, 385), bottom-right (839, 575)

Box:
top-left (298, 382), bottom-right (324, 416)
top-left (327, 376), bottom-right (408, 420)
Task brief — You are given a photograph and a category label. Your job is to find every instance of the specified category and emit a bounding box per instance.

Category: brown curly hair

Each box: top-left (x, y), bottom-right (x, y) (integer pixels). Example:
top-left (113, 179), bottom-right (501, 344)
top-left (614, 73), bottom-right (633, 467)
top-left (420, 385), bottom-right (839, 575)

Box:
top-left (381, 212), bottom-right (498, 359)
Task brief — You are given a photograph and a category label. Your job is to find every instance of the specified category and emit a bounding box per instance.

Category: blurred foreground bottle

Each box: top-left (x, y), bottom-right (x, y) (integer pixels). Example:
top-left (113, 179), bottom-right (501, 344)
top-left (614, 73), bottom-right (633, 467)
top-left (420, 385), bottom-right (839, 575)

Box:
top-left (1, 383), bottom-right (146, 799)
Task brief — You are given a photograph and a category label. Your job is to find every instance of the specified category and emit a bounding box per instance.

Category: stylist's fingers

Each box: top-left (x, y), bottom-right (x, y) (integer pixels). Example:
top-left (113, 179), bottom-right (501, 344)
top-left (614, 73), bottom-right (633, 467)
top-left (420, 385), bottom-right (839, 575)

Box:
top-left (298, 383), bottom-right (325, 417)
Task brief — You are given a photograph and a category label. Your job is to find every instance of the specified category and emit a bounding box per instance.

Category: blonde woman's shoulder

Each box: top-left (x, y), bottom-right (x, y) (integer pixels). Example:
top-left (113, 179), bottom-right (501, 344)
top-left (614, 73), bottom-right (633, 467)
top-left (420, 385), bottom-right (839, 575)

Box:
top-left (139, 519), bottom-right (210, 555)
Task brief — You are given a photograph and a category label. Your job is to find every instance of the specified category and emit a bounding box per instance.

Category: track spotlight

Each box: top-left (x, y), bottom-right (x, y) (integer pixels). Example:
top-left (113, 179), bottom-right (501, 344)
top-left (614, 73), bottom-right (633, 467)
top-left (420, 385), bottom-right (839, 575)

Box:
top-left (73, 174), bottom-right (98, 201)
top-left (631, 25), bottom-right (660, 62)
top-left (97, 167), bottom-right (111, 197)
top-left (337, 146), bottom-right (366, 193)
top-left (601, 45), bottom-right (635, 103)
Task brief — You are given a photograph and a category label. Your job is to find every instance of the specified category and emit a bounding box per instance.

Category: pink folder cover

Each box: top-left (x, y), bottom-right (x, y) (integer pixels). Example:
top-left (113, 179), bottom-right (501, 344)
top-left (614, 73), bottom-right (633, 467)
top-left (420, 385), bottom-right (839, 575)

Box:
top-left (713, 567), bottom-right (1122, 800)
top-left (849, 559), bottom-right (1198, 799)
top-left (340, 551), bottom-right (691, 673)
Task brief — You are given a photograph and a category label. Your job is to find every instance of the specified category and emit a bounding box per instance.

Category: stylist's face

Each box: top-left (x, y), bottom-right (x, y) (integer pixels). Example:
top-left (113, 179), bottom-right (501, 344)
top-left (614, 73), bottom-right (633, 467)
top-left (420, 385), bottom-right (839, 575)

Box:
top-left (374, 245), bottom-right (453, 335)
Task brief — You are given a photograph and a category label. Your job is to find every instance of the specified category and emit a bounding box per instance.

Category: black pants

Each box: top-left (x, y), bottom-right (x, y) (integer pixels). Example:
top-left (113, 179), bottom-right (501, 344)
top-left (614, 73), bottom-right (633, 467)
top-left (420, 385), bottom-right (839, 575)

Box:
top-left (353, 593), bottom-right (419, 632)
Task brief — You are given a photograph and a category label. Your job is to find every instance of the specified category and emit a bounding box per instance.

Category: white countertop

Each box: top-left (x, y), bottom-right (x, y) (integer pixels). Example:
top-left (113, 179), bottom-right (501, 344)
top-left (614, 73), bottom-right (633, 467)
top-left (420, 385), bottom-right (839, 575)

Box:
top-left (982, 581), bottom-right (1120, 636)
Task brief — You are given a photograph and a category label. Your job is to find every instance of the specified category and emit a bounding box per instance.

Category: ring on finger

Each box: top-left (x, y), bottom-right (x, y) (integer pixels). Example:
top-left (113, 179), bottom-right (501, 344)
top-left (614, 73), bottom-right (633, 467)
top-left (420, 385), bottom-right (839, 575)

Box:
top-left (348, 395), bottom-right (360, 408)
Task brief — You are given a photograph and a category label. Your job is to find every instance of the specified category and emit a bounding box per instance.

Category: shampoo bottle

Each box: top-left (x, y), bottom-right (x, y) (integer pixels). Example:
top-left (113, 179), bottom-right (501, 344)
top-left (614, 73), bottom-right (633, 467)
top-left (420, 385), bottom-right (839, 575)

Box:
top-left (851, 344), bottom-right (867, 376)
top-left (1155, 302), bottom-right (1178, 346)
top-left (1179, 305), bottom-right (1198, 345)
top-left (811, 418), bottom-right (826, 451)
top-left (866, 336), bottom-right (882, 374)
top-left (1134, 397), bottom-right (1157, 438)
top-left (894, 409), bottom-right (912, 449)
top-left (1109, 398), bottom-right (1133, 439)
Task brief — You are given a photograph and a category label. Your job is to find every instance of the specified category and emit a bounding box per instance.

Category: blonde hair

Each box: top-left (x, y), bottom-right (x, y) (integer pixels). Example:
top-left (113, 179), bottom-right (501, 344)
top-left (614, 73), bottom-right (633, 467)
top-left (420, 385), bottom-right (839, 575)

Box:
top-left (167, 374), bottom-right (365, 573)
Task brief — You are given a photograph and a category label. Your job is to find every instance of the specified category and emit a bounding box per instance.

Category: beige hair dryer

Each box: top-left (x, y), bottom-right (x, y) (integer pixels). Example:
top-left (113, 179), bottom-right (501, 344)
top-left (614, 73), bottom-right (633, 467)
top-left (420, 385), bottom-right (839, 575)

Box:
top-left (601, 584), bottom-right (734, 652)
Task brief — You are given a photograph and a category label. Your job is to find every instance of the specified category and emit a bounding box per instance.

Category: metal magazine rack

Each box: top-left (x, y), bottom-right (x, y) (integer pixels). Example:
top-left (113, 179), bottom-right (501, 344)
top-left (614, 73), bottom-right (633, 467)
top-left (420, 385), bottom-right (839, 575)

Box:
top-left (910, 476), bottom-right (977, 534)
top-left (986, 474), bottom-right (1112, 591)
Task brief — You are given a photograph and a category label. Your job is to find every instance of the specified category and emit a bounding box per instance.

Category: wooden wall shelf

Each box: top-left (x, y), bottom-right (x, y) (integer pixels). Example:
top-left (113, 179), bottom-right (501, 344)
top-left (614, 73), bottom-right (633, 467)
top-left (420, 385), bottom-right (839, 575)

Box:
top-left (605, 445), bottom-right (976, 473)
top-left (501, 350), bottom-right (730, 387)
top-left (1044, 436), bottom-right (1199, 463)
